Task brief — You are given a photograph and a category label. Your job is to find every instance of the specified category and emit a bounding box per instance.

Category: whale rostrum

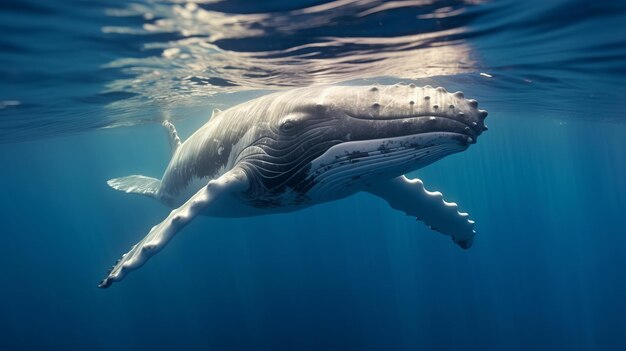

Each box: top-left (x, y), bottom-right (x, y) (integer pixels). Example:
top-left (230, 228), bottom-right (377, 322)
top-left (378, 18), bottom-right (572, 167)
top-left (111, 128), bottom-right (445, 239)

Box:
top-left (100, 84), bottom-right (488, 288)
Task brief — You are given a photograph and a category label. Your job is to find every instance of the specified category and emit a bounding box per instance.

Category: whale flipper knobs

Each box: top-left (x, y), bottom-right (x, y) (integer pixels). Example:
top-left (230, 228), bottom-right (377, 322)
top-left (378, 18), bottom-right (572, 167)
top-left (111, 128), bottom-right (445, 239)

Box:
top-left (99, 169), bottom-right (249, 288)
top-left (102, 84), bottom-right (488, 287)
top-left (366, 176), bottom-right (476, 248)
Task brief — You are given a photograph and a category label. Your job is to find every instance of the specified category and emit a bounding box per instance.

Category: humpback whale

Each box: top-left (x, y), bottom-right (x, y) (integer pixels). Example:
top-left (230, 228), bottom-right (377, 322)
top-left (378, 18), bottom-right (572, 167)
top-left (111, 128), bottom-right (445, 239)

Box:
top-left (100, 84), bottom-right (488, 288)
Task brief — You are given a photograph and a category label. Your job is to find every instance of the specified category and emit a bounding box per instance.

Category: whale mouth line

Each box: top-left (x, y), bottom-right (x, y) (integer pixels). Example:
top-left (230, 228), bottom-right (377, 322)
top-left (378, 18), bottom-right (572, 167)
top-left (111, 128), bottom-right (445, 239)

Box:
top-left (345, 112), bottom-right (479, 138)
top-left (346, 112), bottom-right (462, 120)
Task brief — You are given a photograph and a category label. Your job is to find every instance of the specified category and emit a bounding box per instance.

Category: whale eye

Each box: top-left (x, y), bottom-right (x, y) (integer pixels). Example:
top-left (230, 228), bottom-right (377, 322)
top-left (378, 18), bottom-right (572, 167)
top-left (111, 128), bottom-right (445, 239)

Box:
top-left (279, 112), bottom-right (313, 133)
top-left (280, 120), bottom-right (296, 132)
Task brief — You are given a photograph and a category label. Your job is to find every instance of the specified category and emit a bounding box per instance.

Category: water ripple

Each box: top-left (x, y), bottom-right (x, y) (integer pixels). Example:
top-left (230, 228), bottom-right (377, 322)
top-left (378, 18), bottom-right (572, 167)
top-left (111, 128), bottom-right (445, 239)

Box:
top-left (103, 0), bottom-right (481, 109)
top-left (0, 0), bottom-right (625, 143)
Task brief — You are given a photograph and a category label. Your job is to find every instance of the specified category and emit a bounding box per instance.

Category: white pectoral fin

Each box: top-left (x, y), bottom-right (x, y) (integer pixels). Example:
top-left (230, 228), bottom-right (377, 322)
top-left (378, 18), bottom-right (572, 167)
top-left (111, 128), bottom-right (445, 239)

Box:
top-left (162, 120), bottom-right (182, 155)
top-left (99, 169), bottom-right (249, 288)
top-left (366, 175), bottom-right (476, 249)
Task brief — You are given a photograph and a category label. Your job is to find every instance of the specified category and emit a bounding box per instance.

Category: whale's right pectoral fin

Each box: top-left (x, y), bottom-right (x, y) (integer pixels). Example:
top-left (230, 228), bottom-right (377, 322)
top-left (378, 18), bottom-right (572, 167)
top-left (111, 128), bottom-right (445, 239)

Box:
top-left (99, 168), bottom-right (250, 288)
top-left (366, 175), bottom-right (476, 249)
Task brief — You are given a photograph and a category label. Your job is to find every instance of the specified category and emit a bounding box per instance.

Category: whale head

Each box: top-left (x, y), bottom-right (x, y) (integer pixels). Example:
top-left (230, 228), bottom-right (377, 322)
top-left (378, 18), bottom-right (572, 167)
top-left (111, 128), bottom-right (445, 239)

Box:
top-left (237, 84), bottom-right (487, 202)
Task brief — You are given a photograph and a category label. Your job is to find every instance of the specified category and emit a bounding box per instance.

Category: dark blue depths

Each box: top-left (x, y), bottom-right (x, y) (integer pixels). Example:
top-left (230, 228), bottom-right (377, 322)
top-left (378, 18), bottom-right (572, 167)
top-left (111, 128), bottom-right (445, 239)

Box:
top-left (1, 114), bottom-right (625, 350)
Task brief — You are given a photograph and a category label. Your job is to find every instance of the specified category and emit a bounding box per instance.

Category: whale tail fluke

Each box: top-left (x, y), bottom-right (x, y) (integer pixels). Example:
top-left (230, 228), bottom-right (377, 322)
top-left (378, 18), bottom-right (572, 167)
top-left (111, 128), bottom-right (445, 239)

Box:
top-left (106, 120), bottom-right (178, 202)
top-left (107, 175), bottom-right (161, 199)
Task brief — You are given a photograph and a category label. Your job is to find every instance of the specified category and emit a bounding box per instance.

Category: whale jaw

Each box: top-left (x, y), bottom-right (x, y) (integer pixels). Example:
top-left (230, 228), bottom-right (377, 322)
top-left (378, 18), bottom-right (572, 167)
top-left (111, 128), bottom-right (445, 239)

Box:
top-left (299, 132), bottom-right (468, 202)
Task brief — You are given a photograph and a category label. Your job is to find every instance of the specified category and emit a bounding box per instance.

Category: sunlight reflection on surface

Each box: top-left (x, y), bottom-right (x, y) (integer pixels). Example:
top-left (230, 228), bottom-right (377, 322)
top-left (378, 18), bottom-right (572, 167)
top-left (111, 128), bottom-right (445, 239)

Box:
top-left (103, 0), bottom-right (480, 114)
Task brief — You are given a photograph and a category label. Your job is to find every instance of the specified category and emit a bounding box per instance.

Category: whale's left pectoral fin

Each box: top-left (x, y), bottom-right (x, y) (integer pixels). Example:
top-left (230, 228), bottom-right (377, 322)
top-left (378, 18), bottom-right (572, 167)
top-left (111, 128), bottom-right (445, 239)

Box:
top-left (366, 175), bottom-right (476, 249)
top-left (99, 168), bottom-right (249, 288)
top-left (162, 120), bottom-right (182, 155)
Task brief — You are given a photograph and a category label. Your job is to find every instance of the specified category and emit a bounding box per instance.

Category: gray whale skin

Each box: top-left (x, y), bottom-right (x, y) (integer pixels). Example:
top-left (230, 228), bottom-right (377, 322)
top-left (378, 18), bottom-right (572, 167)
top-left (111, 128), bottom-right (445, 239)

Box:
top-left (100, 83), bottom-right (488, 288)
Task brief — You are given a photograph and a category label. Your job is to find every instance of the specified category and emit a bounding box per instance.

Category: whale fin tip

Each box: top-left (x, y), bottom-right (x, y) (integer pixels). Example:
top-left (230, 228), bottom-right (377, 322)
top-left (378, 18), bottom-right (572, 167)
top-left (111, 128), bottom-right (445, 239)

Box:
top-left (366, 175), bottom-right (476, 248)
top-left (162, 120), bottom-right (182, 154)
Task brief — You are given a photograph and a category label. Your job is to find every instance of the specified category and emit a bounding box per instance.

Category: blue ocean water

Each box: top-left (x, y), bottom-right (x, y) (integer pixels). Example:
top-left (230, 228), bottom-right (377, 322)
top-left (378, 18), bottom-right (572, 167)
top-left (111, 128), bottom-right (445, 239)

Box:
top-left (1, 0), bottom-right (626, 350)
